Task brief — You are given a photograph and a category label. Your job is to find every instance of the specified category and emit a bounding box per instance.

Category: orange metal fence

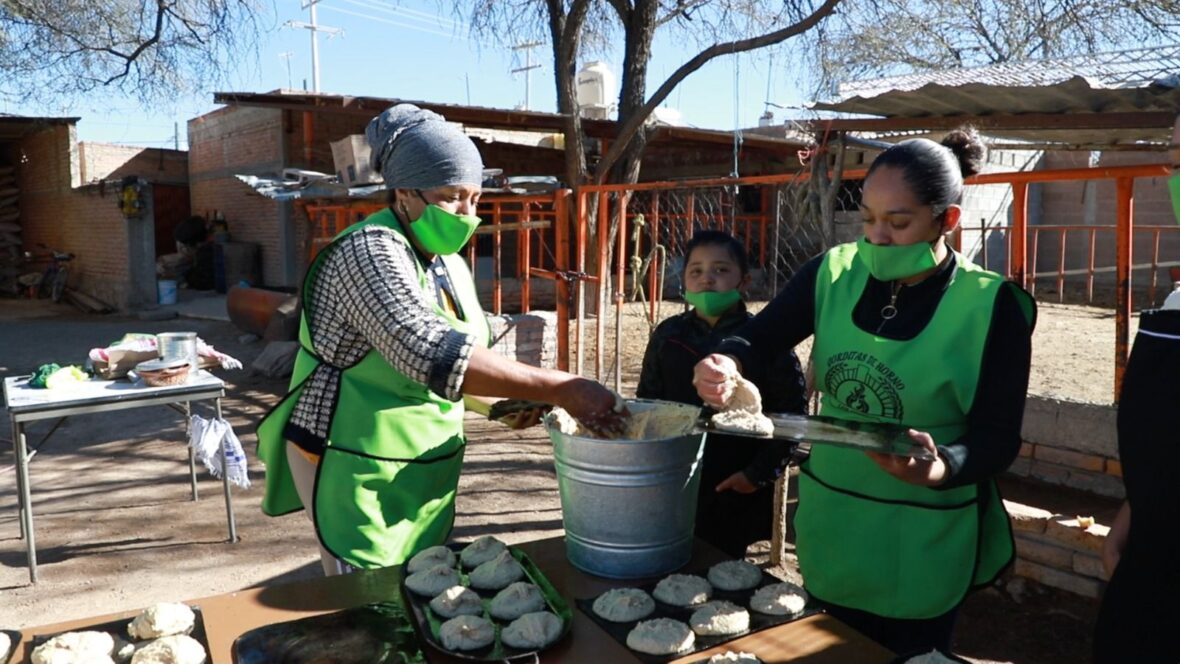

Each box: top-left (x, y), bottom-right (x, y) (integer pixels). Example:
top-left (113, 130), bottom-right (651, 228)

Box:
top-left (573, 164), bottom-right (1173, 400)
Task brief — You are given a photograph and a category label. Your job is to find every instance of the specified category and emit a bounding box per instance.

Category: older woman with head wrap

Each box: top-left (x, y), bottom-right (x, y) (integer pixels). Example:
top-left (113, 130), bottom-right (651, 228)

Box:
top-left (257, 104), bottom-right (625, 575)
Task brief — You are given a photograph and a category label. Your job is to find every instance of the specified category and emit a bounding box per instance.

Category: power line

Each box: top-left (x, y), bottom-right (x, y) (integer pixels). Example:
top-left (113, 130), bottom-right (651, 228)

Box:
top-left (338, 0), bottom-right (464, 30)
top-left (320, 4), bottom-right (459, 40)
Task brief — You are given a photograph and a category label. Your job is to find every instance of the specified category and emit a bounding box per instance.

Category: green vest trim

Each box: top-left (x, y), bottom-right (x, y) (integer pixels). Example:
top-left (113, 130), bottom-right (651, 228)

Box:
top-left (796, 242), bottom-right (1029, 619)
top-left (255, 207), bottom-right (490, 569)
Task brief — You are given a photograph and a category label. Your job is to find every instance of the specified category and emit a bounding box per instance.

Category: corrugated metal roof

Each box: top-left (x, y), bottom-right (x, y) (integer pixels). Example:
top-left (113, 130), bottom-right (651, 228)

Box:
top-left (834, 44), bottom-right (1180, 101)
top-left (808, 46), bottom-right (1180, 150)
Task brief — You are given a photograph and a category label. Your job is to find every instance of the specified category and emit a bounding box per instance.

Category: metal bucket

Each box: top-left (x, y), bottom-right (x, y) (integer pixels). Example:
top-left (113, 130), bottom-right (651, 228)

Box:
top-left (157, 332), bottom-right (199, 375)
top-left (544, 399), bottom-right (705, 579)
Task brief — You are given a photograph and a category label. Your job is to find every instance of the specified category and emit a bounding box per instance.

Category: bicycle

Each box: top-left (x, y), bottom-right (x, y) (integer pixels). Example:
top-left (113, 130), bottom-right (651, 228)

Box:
top-left (19, 244), bottom-right (74, 302)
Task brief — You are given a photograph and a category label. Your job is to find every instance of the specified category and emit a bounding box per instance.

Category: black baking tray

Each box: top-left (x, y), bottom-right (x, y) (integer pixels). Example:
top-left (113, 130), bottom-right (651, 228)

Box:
top-left (403, 544), bottom-right (573, 661)
top-left (576, 567), bottom-right (818, 664)
top-left (30, 605), bottom-right (208, 661)
top-left (2, 630), bottom-right (19, 664)
top-left (232, 601), bottom-right (427, 664)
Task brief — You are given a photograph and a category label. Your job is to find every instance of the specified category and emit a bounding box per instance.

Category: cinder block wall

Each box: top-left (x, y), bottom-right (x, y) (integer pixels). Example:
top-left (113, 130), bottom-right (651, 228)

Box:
top-left (1012, 396), bottom-right (1123, 499)
top-left (486, 311), bottom-right (558, 369)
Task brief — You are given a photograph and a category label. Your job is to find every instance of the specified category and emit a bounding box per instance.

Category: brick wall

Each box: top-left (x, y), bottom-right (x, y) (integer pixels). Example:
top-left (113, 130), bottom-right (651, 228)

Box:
top-left (17, 125), bottom-right (135, 308)
top-left (79, 142), bottom-right (188, 186)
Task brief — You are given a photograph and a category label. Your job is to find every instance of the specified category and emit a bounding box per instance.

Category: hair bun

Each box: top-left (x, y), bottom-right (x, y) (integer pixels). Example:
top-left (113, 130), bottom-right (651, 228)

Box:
top-left (941, 127), bottom-right (985, 178)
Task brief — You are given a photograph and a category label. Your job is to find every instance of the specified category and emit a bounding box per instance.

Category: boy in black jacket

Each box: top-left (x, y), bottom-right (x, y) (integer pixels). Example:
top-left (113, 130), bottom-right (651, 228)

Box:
top-left (637, 230), bottom-right (807, 558)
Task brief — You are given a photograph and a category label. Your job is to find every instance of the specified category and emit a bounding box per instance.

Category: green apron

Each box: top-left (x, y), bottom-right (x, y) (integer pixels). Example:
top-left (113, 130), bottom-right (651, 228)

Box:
top-left (796, 242), bottom-right (1032, 619)
top-left (256, 208), bottom-right (490, 569)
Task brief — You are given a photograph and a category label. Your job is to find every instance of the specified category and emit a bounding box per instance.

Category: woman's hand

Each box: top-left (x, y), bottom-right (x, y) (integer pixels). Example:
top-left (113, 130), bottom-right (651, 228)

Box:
top-left (865, 429), bottom-right (948, 487)
top-left (693, 354), bottom-right (739, 408)
top-left (1103, 501), bottom-right (1131, 577)
top-left (554, 377), bottom-right (629, 438)
top-left (715, 471), bottom-right (759, 494)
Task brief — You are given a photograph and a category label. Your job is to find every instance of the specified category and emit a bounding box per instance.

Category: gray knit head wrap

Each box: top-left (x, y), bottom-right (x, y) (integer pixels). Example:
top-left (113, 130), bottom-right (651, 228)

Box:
top-left (365, 103), bottom-right (483, 190)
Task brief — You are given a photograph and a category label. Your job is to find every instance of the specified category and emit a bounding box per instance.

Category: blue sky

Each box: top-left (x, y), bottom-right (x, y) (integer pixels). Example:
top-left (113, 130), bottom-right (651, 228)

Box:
top-left (4, 0), bottom-right (811, 150)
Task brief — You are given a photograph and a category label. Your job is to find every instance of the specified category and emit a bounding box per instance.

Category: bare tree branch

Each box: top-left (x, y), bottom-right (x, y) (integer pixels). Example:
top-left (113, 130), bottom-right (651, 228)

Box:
top-left (594, 0), bottom-right (843, 183)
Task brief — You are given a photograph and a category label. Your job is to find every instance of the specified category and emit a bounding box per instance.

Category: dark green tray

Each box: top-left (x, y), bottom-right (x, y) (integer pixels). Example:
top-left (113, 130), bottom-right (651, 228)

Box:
top-left (404, 545), bottom-right (573, 661)
top-left (232, 602), bottom-right (427, 664)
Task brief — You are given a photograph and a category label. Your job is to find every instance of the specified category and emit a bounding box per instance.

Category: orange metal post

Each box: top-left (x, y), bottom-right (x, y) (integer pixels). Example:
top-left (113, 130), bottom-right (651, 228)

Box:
top-left (575, 191), bottom-right (588, 376)
top-left (596, 192), bottom-right (609, 380)
top-left (615, 194), bottom-right (628, 394)
top-left (1028, 226), bottom-right (1039, 296)
top-left (521, 202), bottom-right (532, 313)
top-left (1114, 177), bottom-right (1134, 401)
top-left (554, 190), bottom-right (570, 371)
top-left (1149, 229), bottom-right (1161, 305)
top-left (1011, 182), bottom-right (1029, 288)
top-left (493, 204), bottom-right (502, 316)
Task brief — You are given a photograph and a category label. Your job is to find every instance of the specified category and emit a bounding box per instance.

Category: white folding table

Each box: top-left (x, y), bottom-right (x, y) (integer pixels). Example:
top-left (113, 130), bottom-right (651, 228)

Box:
top-left (3, 371), bottom-right (237, 583)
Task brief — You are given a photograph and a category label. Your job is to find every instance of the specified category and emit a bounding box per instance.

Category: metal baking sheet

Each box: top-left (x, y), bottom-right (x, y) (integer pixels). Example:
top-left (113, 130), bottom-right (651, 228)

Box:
top-left (576, 568), bottom-right (818, 664)
top-left (232, 602), bottom-right (427, 664)
top-left (700, 413), bottom-right (936, 461)
top-left (2, 629), bottom-right (19, 664)
top-left (30, 605), bottom-right (209, 662)
top-left (403, 544), bottom-right (573, 662)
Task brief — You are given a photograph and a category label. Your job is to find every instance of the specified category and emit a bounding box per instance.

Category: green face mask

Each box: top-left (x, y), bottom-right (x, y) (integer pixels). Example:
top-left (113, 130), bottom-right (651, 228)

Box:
top-left (410, 202), bottom-right (481, 255)
top-left (856, 236), bottom-right (939, 282)
top-left (684, 289), bottom-right (742, 317)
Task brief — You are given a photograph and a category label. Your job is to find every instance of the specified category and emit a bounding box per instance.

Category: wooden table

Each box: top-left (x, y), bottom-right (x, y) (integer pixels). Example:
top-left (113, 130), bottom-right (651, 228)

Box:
top-left (8, 536), bottom-right (894, 663)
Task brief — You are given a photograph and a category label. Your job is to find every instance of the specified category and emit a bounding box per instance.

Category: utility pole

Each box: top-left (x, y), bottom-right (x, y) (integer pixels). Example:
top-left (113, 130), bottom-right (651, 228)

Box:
top-left (511, 42), bottom-right (543, 110)
top-left (279, 51), bottom-right (295, 90)
top-left (285, 1), bottom-right (341, 92)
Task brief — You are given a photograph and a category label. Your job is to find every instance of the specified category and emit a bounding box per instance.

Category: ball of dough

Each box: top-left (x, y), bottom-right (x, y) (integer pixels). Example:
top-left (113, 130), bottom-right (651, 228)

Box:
top-left (690, 600), bottom-right (750, 636)
top-left (406, 545), bottom-right (457, 574)
top-left (591, 588), bottom-right (655, 623)
top-left (32, 631), bottom-right (116, 664)
top-left (130, 634), bottom-right (206, 664)
top-left (429, 585), bottom-right (484, 619)
top-left (625, 618), bottom-right (695, 655)
top-left (459, 536), bottom-right (507, 569)
top-left (468, 550), bottom-right (524, 590)
top-left (749, 582), bottom-right (808, 616)
top-left (405, 564), bottom-right (461, 597)
top-left (437, 615), bottom-right (495, 652)
top-left (128, 603), bottom-right (196, 640)
top-left (489, 582), bottom-right (547, 621)
top-left (707, 560), bottom-right (763, 591)
top-left (500, 611), bottom-right (564, 650)
top-left (653, 574), bottom-right (712, 607)
top-left (708, 652), bottom-right (761, 663)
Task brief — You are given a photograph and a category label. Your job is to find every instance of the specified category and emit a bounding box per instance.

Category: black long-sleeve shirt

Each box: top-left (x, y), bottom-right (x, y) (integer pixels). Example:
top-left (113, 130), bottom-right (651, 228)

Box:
top-left (716, 252), bottom-right (1035, 489)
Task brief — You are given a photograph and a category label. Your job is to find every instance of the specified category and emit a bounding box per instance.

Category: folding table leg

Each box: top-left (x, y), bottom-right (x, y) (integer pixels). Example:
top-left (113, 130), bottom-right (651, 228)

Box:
top-left (14, 422), bottom-right (38, 583)
top-left (215, 398), bottom-right (238, 543)
top-left (11, 420), bottom-right (25, 541)
top-left (185, 401), bottom-right (198, 501)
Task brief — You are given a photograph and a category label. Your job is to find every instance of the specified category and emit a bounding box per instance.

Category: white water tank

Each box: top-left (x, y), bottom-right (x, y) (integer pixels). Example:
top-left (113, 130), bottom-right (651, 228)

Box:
top-left (577, 61), bottom-right (616, 119)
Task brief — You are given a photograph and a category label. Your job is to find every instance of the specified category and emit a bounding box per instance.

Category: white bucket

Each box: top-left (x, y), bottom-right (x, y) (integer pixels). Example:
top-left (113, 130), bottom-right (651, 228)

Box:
top-left (157, 279), bottom-right (178, 305)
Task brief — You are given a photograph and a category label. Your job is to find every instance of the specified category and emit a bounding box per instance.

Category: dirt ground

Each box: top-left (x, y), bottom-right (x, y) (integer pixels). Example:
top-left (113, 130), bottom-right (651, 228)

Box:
top-left (0, 297), bottom-right (1129, 662)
